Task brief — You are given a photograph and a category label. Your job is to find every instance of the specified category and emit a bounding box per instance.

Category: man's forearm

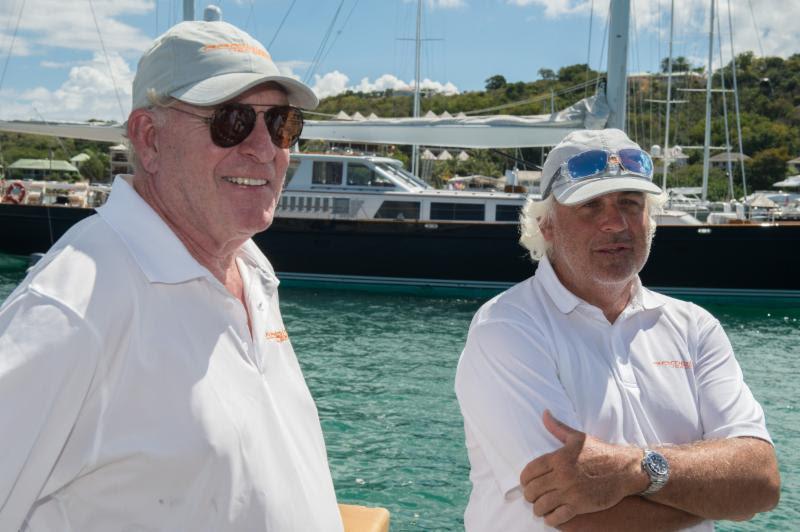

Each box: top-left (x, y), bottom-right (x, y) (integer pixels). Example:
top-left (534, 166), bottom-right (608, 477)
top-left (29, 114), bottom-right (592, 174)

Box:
top-left (558, 496), bottom-right (704, 532)
top-left (648, 437), bottom-right (780, 520)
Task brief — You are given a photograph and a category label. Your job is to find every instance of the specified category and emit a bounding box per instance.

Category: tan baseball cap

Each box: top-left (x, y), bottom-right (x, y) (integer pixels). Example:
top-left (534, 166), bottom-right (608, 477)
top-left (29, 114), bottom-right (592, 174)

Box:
top-left (132, 20), bottom-right (318, 111)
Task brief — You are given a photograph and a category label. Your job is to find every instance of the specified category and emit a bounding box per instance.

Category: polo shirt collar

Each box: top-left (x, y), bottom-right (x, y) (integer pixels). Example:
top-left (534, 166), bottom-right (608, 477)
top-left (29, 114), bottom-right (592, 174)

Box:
top-left (98, 175), bottom-right (278, 290)
top-left (536, 255), bottom-right (582, 314)
top-left (536, 255), bottom-right (665, 315)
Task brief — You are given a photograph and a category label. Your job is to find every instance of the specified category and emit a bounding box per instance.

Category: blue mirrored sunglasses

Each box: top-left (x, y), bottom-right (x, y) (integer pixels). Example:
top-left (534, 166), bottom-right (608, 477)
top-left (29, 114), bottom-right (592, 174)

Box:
top-left (543, 148), bottom-right (654, 198)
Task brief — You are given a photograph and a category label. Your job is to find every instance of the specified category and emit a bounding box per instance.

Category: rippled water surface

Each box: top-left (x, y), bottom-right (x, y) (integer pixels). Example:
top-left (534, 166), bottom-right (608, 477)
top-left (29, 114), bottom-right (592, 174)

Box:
top-left (1, 256), bottom-right (798, 530)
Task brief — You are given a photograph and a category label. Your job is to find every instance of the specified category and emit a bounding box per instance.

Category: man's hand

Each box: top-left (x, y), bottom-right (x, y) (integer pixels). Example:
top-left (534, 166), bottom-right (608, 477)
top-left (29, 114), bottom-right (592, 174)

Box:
top-left (519, 411), bottom-right (647, 527)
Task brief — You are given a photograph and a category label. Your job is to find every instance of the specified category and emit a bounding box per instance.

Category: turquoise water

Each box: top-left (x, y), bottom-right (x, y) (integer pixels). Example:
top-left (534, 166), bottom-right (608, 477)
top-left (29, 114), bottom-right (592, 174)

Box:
top-left (1, 255), bottom-right (798, 530)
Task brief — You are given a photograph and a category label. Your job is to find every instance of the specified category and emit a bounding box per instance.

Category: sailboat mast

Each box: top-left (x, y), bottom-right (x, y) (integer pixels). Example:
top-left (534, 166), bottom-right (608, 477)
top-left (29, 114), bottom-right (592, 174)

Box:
top-left (701, 0), bottom-right (716, 201)
top-left (606, 0), bottom-right (630, 130)
top-left (183, 0), bottom-right (194, 21)
top-left (411, 0), bottom-right (422, 178)
top-left (661, 0), bottom-right (676, 189)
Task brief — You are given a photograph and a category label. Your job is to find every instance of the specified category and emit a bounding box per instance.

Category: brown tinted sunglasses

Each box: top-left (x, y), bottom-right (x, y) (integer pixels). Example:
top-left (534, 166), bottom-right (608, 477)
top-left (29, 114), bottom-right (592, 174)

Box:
top-left (171, 103), bottom-right (304, 149)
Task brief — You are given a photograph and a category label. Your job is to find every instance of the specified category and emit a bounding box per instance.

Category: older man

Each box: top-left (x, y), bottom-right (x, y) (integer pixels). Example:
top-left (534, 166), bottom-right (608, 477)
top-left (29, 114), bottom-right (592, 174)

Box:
top-left (0, 21), bottom-right (343, 531)
top-left (455, 129), bottom-right (780, 531)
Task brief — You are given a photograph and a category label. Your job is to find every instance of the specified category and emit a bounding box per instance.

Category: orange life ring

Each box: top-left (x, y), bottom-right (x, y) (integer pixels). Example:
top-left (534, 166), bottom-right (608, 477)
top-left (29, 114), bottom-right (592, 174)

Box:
top-left (3, 181), bottom-right (26, 204)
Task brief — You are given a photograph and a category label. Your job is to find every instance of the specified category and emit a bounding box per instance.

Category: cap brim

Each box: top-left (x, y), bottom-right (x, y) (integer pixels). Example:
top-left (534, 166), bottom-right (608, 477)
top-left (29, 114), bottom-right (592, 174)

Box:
top-left (170, 72), bottom-right (319, 110)
top-left (554, 175), bottom-right (663, 206)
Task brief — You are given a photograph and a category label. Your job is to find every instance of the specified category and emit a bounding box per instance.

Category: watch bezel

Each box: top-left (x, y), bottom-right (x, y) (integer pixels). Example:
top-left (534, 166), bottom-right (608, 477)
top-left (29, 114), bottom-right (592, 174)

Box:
top-left (641, 449), bottom-right (670, 496)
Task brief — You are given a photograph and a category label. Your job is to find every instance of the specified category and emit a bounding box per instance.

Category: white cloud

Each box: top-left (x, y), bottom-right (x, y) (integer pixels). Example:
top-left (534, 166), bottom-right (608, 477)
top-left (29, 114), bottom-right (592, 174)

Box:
top-left (0, 0), bottom-right (153, 56)
top-left (1, 51), bottom-right (133, 122)
top-left (310, 71), bottom-right (459, 100)
top-left (509, 0), bottom-right (800, 63)
top-left (312, 70), bottom-right (351, 99)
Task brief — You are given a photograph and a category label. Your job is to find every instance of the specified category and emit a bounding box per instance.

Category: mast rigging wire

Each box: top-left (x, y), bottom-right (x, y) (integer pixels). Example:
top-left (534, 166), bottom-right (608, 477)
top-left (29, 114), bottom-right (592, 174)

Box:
top-left (88, 0), bottom-right (126, 122)
top-left (0, 0), bottom-right (26, 97)
top-left (303, 0), bottom-right (346, 85)
top-left (268, 0), bottom-right (298, 49)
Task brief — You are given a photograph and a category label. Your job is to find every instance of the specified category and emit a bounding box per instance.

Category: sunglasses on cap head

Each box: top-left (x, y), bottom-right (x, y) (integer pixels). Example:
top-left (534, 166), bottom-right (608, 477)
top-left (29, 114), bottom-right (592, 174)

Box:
top-left (543, 148), bottom-right (654, 199)
top-left (169, 103), bottom-right (304, 149)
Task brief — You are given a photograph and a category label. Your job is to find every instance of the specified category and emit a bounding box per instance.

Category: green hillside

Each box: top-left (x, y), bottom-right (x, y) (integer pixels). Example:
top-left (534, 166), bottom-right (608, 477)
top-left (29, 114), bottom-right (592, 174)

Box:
top-left (2, 52), bottom-right (798, 200)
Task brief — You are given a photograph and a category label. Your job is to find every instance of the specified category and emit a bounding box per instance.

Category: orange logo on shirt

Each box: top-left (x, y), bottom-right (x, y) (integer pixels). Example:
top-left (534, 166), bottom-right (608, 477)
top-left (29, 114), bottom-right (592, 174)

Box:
top-left (653, 360), bottom-right (693, 369)
top-left (265, 329), bottom-right (289, 342)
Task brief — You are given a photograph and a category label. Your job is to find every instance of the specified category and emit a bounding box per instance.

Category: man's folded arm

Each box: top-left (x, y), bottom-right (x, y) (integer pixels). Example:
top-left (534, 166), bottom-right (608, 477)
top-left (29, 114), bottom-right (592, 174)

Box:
top-left (558, 495), bottom-right (704, 532)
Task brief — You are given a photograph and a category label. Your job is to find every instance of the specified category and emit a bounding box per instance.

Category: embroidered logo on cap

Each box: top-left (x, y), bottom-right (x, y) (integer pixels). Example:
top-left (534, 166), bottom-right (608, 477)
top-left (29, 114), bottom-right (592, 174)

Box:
top-left (201, 43), bottom-right (270, 59)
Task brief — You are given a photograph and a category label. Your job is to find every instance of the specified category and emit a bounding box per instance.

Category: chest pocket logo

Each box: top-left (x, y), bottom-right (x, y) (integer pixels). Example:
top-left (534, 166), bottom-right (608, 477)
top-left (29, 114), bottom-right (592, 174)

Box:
top-left (653, 360), bottom-right (693, 369)
top-left (265, 329), bottom-right (289, 342)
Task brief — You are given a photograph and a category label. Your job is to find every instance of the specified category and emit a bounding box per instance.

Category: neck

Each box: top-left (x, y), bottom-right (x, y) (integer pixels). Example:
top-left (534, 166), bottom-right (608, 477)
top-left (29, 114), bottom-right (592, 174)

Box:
top-left (548, 256), bottom-right (635, 323)
top-left (132, 174), bottom-right (244, 289)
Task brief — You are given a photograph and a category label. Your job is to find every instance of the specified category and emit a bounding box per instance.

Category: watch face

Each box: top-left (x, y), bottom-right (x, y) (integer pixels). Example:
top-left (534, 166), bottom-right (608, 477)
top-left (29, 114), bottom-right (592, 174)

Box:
top-left (646, 453), bottom-right (669, 476)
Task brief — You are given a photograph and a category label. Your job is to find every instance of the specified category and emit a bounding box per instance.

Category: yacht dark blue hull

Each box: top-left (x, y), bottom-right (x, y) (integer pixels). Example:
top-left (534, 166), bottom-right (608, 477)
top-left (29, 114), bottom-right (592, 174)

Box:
top-left (1, 204), bottom-right (798, 299)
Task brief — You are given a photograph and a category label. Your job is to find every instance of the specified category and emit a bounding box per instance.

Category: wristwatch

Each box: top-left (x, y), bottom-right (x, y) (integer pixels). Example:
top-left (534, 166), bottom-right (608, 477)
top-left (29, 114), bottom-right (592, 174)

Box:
top-left (640, 449), bottom-right (670, 496)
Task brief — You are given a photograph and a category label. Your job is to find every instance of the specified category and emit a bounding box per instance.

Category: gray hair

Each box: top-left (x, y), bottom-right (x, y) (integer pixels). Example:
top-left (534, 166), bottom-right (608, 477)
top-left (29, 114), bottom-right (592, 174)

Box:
top-left (519, 192), bottom-right (668, 261)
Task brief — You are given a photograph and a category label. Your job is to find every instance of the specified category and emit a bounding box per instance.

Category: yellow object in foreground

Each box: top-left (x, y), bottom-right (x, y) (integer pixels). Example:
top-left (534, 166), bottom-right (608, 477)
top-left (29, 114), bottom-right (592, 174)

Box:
top-left (338, 503), bottom-right (390, 532)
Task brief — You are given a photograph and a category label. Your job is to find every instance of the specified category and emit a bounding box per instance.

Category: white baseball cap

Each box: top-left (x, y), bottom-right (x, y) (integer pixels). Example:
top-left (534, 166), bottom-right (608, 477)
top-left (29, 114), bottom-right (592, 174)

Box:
top-left (540, 128), bottom-right (662, 205)
top-left (132, 20), bottom-right (318, 111)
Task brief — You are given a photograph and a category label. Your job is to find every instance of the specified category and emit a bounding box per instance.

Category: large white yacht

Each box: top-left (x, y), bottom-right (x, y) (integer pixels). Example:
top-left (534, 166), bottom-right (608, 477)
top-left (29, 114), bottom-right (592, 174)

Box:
top-left (278, 153), bottom-right (527, 224)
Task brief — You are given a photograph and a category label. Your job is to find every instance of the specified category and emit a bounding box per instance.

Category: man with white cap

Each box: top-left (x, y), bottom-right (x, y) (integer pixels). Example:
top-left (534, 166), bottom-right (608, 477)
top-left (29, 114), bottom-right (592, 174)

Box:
top-left (455, 129), bottom-right (779, 531)
top-left (0, 20), bottom-right (343, 531)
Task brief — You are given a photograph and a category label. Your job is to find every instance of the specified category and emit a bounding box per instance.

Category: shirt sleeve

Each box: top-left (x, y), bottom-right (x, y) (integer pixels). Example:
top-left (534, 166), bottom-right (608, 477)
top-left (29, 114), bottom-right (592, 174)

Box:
top-left (692, 309), bottom-right (772, 444)
top-left (455, 318), bottom-right (581, 497)
top-left (0, 289), bottom-right (102, 531)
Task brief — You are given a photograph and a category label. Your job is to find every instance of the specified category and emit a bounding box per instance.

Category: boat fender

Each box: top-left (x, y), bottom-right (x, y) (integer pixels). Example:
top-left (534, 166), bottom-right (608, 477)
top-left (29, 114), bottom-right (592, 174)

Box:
top-left (3, 181), bottom-right (26, 204)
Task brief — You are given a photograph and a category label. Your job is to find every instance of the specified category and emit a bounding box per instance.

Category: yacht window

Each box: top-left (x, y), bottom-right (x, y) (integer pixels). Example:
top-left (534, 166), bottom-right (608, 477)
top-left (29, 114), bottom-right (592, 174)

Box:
top-left (348, 163), bottom-right (394, 187)
top-left (312, 161), bottom-right (343, 185)
top-left (284, 159), bottom-right (301, 187)
top-left (430, 202), bottom-right (485, 221)
top-left (313, 197), bottom-right (321, 211)
top-left (279, 195), bottom-right (287, 209)
top-left (333, 198), bottom-right (350, 214)
top-left (322, 197), bottom-right (330, 211)
top-left (374, 201), bottom-right (420, 220)
top-left (495, 204), bottom-right (522, 222)
top-left (289, 196), bottom-right (297, 210)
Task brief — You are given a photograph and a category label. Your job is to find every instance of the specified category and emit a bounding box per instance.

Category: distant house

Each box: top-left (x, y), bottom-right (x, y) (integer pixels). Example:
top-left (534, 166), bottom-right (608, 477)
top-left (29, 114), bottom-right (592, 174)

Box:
top-left (709, 152), bottom-right (751, 170)
top-left (7, 159), bottom-right (80, 181)
top-left (110, 144), bottom-right (133, 176)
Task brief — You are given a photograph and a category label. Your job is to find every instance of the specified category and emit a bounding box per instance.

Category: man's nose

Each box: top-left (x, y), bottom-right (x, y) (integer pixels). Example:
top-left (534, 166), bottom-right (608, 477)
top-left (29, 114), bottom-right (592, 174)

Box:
top-left (238, 114), bottom-right (278, 162)
top-left (599, 204), bottom-right (628, 232)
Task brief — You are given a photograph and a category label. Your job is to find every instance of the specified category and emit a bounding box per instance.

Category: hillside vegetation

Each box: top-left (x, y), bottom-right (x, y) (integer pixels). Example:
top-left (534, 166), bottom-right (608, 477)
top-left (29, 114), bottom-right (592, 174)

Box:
top-left (1, 52), bottom-right (798, 200)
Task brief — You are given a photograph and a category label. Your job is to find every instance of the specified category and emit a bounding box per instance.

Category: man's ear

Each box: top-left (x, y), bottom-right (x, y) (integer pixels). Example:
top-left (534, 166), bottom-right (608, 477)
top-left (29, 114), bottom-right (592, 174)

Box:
top-left (127, 108), bottom-right (160, 174)
top-left (539, 215), bottom-right (554, 242)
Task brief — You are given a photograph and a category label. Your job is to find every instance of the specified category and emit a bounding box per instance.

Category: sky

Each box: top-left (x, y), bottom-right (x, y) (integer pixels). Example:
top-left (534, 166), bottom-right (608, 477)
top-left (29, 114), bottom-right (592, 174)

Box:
top-left (0, 0), bottom-right (797, 123)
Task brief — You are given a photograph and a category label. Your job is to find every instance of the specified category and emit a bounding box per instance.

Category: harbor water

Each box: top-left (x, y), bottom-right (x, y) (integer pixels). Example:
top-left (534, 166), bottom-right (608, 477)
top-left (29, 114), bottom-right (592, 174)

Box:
top-left (1, 252), bottom-right (797, 530)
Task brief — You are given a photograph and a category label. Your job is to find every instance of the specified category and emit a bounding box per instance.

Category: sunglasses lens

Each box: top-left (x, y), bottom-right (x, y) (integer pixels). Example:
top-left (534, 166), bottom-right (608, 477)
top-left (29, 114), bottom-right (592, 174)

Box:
top-left (566, 150), bottom-right (608, 180)
top-left (210, 104), bottom-right (256, 147)
top-left (619, 149), bottom-right (653, 178)
top-left (265, 106), bottom-right (304, 148)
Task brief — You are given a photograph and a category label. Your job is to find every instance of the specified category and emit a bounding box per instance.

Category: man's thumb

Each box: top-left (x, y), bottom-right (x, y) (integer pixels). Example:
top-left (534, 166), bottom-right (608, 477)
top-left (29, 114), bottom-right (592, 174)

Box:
top-left (543, 409), bottom-right (578, 443)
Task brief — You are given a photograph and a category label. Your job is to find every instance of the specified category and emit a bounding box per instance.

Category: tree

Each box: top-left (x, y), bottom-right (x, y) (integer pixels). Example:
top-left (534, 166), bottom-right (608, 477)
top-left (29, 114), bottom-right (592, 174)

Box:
top-left (748, 148), bottom-right (789, 190)
top-left (659, 56), bottom-right (691, 73)
top-left (484, 75), bottom-right (507, 91)
top-left (538, 68), bottom-right (556, 81)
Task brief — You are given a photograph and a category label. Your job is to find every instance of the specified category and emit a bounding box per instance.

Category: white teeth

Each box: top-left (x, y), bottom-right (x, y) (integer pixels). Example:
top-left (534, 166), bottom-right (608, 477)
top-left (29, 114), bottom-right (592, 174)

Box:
top-left (223, 176), bottom-right (268, 186)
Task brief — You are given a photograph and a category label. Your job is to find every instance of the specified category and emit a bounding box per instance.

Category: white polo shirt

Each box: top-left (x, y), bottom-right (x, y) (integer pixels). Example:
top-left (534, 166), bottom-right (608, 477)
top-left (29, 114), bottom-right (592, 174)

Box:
top-left (455, 256), bottom-right (771, 532)
top-left (0, 176), bottom-right (343, 532)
